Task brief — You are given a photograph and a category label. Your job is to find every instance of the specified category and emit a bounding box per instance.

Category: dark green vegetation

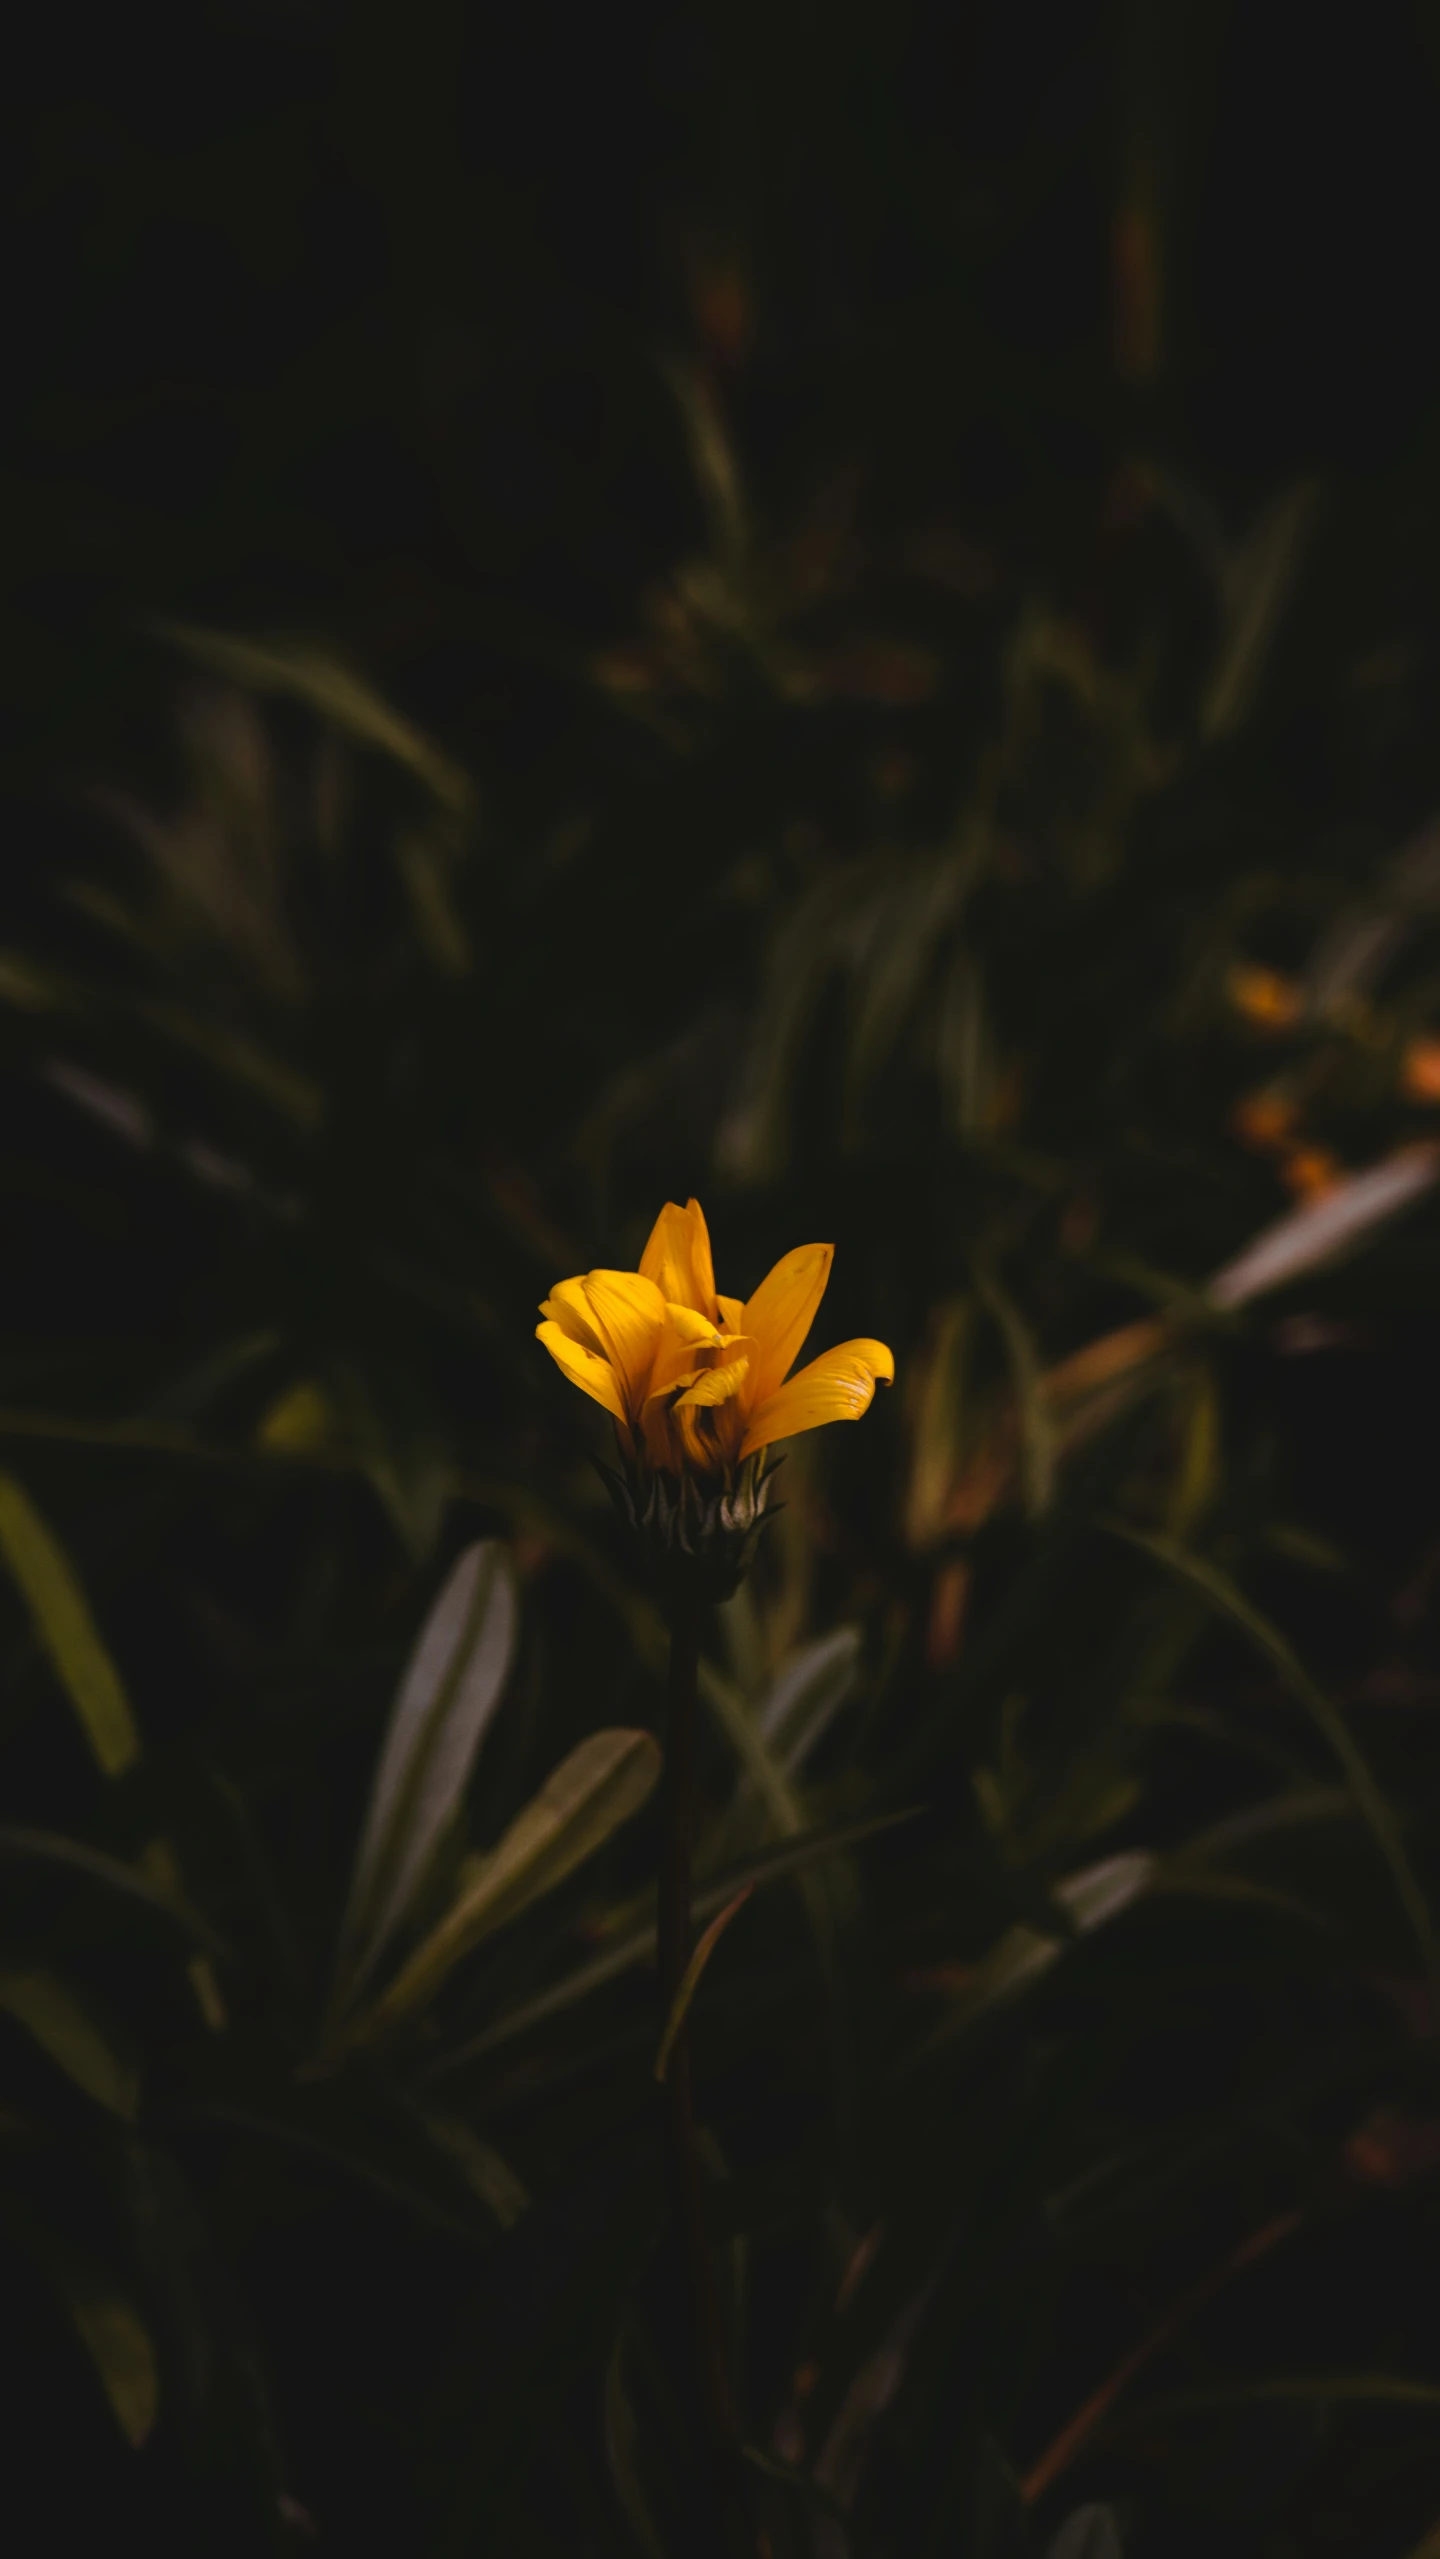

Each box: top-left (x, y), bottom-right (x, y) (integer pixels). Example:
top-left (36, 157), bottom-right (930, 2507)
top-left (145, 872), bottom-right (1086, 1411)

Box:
top-left (7, 5), bottom-right (1440, 2552)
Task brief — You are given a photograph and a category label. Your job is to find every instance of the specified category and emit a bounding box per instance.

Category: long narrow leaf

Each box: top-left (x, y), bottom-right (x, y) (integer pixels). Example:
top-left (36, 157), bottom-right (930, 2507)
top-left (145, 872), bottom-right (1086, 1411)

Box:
top-left (0, 1824), bottom-right (223, 1949)
top-left (350, 1728), bottom-right (662, 2043)
top-left (1045, 2511), bottom-right (1123, 2559)
top-left (912, 1851), bottom-right (1157, 2057)
top-left (0, 1474), bottom-right (140, 1775)
top-left (0, 2204), bottom-right (158, 2447)
top-left (757, 1627), bottom-right (862, 1772)
top-left (340, 1541), bottom-right (518, 1999)
top-left (1107, 2373), bottom-right (1440, 2427)
top-left (153, 622), bottom-right (474, 814)
top-left (70, 2294), bottom-right (159, 2447)
top-left (0, 1970), bottom-right (138, 2118)
top-left (1113, 1526), bottom-right (1439, 1986)
top-left (427, 1809), bottom-right (918, 2077)
top-left (654, 1888), bottom-right (754, 2081)
top-left (1206, 1145), bottom-right (1440, 1309)
top-left (974, 1253), bottom-right (1055, 1518)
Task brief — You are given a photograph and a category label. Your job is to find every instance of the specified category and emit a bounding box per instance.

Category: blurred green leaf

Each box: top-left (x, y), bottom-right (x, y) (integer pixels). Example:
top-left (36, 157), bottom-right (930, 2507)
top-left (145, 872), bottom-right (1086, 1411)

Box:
top-left (1206, 1147), bottom-right (1440, 1308)
top-left (416, 2111), bottom-right (529, 2230)
top-left (1046, 2509), bottom-right (1123, 2559)
top-left (913, 1850), bottom-right (1157, 2054)
top-left (430, 1807), bottom-right (917, 2072)
top-left (129, 997), bottom-right (323, 1128)
top-left (68, 2292), bottom-right (159, 2449)
top-left (338, 1540), bottom-right (518, 2004)
top-left (1113, 1526), bottom-right (1440, 1984)
top-left (974, 1253), bottom-right (1055, 1520)
top-left (0, 1473), bottom-right (140, 1776)
top-left (1199, 478), bottom-right (1324, 740)
top-left (0, 1970), bottom-right (138, 2118)
top-left (756, 1625), bottom-right (861, 1773)
top-left (0, 1825), bottom-right (221, 1949)
top-left (352, 1728), bottom-right (662, 2040)
top-left (152, 623), bottom-right (475, 815)
top-left (1110, 2373), bottom-right (1440, 2423)
top-left (3, 2206), bottom-right (159, 2448)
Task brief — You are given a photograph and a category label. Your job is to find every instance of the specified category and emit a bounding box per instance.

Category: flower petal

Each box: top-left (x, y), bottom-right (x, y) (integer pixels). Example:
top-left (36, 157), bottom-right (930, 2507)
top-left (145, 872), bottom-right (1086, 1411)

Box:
top-left (580, 1270), bottom-right (666, 1414)
top-left (645, 1304), bottom-right (723, 1402)
top-left (539, 1277), bottom-right (606, 1356)
top-left (742, 1243), bottom-right (834, 1408)
top-left (537, 1320), bottom-right (627, 1424)
top-left (740, 1337), bottom-right (894, 1456)
top-left (665, 1303), bottom-right (721, 1346)
top-left (639, 1199), bottom-right (719, 1322)
top-left (717, 1294), bottom-right (746, 1330)
top-left (673, 1350), bottom-right (752, 1411)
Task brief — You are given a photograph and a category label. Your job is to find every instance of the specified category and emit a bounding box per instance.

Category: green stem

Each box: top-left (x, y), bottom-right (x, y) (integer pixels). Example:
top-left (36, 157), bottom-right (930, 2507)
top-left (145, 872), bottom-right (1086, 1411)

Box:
top-left (660, 1596), bottom-right (753, 2549)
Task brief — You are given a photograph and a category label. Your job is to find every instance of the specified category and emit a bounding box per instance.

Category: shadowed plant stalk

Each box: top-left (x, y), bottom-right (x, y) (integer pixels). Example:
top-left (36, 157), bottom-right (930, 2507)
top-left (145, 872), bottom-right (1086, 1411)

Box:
top-left (658, 1592), bottom-right (755, 2551)
top-left (535, 1197), bottom-right (892, 2548)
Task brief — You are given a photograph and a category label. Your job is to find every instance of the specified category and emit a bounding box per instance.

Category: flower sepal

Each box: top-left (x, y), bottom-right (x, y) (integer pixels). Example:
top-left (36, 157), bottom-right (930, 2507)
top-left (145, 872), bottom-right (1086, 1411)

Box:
top-left (597, 1449), bottom-right (782, 1604)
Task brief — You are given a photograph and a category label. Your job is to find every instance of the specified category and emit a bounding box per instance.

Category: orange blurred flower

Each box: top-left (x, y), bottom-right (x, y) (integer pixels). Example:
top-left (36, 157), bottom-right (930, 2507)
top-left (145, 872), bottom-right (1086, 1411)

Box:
top-left (1402, 1035), bottom-right (1440, 1103)
top-left (692, 261), bottom-right (752, 371)
top-left (1228, 963), bottom-right (1302, 1031)
top-left (1279, 1146), bottom-right (1343, 1200)
top-left (1232, 1089), bottom-right (1298, 1151)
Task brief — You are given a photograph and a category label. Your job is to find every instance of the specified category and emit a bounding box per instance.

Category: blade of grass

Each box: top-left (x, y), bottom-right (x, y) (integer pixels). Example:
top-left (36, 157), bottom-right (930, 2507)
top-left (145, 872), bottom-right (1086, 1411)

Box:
top-left (0, 1825), bottom-right (223, 1949)
top-left (655, 1889), bottom-right (754, 2083)
top-left (0, 1473), bottom-right (139, 1775)
top-left (974, 1252), bottom-right (1055, 1519)
top-left (343, 1729), bottom-right (661, 2047)
top-left (0, 1971), bottom-right (138, 2118)
top-left (1020, 2211), bottom-right (1303, 2503)
top-left (1110, 1525), bottom-right (1440, 1993)
top-left (1105, 2374), bottom-right (1440, 2429)
top-left (424, 1809), bottom-right (917, 2078)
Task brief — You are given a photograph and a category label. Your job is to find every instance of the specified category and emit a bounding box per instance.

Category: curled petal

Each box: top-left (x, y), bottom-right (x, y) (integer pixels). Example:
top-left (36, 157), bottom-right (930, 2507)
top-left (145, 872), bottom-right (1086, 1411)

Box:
top-left (644, 1320), bottom-right (751, 1402)
top-left (742, 1244), bottom-right (833, 1409)
top-left (537, 1320), bottom-right (627, 1424)
top-left (539, 1277), bottom-right (606, 1355)
top-left (717, 1293), bottom-right (746, 1330)
top-left (674, 1353), bottom-right (752, 1411)
top-left (664, 1303), bottom-right (722, 1346)
top-left (580, 1270), bottom-right (666, 1413)
top-left (648, 1304), bottom-right (722, 1403)
top-left (639, 1199), bottom-right (719, 1322)
top-left (740, 1337), bottom-right (894, 1456)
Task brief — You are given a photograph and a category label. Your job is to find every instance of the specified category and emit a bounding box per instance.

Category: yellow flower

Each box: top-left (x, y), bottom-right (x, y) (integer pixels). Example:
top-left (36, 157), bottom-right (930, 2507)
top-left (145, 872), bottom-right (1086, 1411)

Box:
top-left (537, 1197), bottom-right (894, 1483)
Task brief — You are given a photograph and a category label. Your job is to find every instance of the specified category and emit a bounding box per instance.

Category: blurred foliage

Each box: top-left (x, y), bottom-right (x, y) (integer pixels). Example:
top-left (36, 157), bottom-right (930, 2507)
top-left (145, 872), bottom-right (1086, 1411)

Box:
top-left (8, 3), bottom-right (1440, 2554)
